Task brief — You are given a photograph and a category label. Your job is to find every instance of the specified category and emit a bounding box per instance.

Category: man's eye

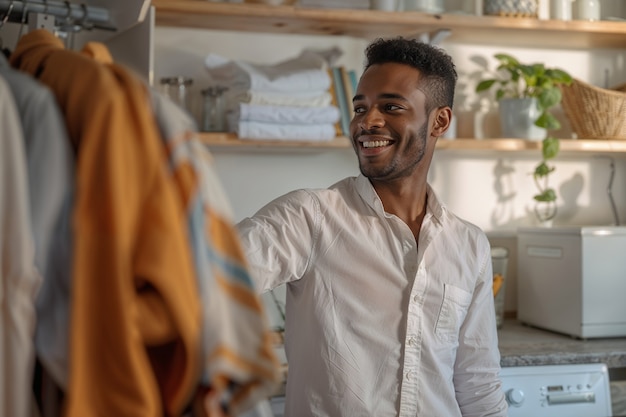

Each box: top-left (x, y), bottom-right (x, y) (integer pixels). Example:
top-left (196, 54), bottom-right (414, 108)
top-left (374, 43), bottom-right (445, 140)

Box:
top-left (385, 104), bottom-right (401, 111)
top-left (354, 106), bottom-right (366, 114)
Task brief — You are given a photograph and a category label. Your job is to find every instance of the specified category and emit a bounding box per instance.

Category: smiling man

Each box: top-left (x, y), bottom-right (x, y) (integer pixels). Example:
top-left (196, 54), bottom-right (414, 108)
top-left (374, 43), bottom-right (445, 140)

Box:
top-left (237, 37), bottom-right (507, 417)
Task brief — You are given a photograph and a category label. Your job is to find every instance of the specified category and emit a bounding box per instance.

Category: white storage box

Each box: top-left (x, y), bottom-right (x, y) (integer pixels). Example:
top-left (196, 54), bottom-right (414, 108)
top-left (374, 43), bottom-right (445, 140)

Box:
top-left (517, 226), bottom-right (626, 339)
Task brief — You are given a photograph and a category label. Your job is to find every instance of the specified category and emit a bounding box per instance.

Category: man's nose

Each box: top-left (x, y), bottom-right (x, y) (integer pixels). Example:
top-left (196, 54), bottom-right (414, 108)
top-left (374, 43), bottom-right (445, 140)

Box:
top-left (358, 107), bottom-right (385, 130)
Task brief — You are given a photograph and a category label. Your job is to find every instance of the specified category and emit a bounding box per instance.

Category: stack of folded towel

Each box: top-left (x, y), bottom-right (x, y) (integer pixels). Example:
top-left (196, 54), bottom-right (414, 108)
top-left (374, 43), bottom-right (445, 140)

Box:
top-left (204, 49), bottom-right (341, 141)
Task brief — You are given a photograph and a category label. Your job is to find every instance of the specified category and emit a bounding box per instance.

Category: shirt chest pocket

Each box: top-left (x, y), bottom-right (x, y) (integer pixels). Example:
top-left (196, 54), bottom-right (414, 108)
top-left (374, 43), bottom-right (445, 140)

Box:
top-left (435, 284), bottom-right (473, 341)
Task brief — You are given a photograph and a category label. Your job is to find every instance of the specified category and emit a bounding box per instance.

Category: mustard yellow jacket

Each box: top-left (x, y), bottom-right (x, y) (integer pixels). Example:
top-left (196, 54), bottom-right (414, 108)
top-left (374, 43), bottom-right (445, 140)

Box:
top-left (11, 29), bottom-right (201, 417)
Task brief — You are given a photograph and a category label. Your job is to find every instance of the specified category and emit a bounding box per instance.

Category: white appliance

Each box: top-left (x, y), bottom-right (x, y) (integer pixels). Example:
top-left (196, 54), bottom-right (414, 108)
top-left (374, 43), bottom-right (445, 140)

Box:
top-left (267, 364), bottom-right (613, 417)
top-left (500, 363), bottom-right (612, 417)
top-left (517, 226), bottom-right (626, 338)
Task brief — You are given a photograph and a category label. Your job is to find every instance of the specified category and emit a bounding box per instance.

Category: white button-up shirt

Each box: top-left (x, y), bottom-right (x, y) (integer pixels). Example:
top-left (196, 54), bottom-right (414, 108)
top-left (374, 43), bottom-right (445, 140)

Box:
top-left (237, 175), bottom-right (507, 417)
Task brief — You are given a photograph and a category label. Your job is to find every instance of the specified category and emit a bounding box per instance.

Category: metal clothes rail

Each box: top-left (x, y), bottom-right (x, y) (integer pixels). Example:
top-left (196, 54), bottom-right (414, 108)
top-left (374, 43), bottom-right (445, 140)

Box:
top-left (0, 0), bottom-right (114, 31)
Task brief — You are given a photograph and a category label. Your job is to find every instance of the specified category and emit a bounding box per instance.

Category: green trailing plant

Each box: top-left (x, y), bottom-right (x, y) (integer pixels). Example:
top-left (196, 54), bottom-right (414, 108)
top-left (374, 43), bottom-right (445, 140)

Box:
top-left (534, 137), bottom-right (560, 203)
top-left (475, 53), bottom-right (573, 211)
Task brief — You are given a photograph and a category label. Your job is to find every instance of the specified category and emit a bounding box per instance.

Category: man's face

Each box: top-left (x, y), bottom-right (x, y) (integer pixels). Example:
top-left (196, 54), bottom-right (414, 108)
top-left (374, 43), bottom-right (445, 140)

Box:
top-left (349, 62), bottom-right (432, 182)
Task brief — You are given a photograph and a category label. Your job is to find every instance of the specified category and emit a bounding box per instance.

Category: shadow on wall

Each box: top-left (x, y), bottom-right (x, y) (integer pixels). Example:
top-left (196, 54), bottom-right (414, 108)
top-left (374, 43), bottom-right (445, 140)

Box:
top-left (489, 157), bottom-right (588, 229)
top-left (489, 156), bottom-right (626, 229)
top-left (556, 172), bottom-right (584, 224)
top-left (490, 159), bottom-right (517, 227)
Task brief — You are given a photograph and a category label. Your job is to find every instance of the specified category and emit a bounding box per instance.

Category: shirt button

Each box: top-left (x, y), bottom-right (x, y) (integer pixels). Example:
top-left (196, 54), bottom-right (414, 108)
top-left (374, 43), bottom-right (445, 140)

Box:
top-left (408, 337), bottom-right (416, 346)
top-left (413, 294), bottom-right (419, 302)
top-left (406, 371), bottom-right (413, 381)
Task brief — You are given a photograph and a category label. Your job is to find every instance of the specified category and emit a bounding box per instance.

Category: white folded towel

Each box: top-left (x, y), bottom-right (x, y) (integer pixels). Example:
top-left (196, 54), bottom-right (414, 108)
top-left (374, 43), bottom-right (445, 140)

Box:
top-left (238, 103), bottom-right (340, 125)
top-left (237, 121), bottom-right (336, 141)
top-left (229, 89), bottom-right (333, 108)
top-left (205, 50), bottom-right (332, 93)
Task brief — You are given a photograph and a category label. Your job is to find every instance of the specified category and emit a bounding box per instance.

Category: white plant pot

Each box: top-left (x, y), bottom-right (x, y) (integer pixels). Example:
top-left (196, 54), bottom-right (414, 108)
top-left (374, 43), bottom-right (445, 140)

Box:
top-left (498, 97), bottom-right (547, 141)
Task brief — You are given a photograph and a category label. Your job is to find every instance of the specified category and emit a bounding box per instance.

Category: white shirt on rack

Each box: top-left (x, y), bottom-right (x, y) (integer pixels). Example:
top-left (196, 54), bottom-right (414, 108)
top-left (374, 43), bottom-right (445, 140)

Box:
top-left (237, 174), bottom-right (507, 417)
top-left (0, 74), bottom-right (41, 417)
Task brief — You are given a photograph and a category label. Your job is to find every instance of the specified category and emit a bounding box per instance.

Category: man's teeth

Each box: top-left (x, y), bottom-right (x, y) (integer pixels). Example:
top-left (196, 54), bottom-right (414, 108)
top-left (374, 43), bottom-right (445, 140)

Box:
top-left (363, 140), bottom-right (390, 148)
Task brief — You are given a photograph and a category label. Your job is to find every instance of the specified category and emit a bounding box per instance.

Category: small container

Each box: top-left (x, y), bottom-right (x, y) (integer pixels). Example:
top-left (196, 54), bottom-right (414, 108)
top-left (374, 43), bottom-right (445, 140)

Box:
top-left (442, 113), bottom-right (457, 139)
top-left (551, 0), bottom-right (573, 20)
top-left (464, 0), bottom-right (484, 16)
top-left (537, 0), bottom-right (549, 19)
top-left (404, 0), bottom-right (444, 13)
top-left (201, 86), bottom-right (228, 132)
top-left (160, 76), bottom-right (193, 112)
top-left (473, 97), bottom-right (491, 139)
top-left (484, 0), bottom-right (538, 17)
top-left (491, 246), bottom-right (509, 329)
top-left (576, 0), bottom-right (600, 20)
top-left (371, 0), bottom-right (398, 11)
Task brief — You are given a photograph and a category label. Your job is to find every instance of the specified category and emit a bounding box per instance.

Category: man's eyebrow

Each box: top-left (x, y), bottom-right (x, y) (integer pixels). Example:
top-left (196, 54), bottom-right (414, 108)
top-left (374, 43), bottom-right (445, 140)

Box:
top-left (353, 93), bottom-right (407, 102)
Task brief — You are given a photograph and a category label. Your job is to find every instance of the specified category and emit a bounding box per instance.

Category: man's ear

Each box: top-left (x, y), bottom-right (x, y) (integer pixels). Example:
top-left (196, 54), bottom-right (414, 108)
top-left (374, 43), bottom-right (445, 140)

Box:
top-left (431, 107), bottom-right (452, 138)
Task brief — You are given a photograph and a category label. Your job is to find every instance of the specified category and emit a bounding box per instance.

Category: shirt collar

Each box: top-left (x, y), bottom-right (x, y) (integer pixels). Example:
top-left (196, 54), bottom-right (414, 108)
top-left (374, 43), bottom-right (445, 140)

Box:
top-left (355, 173), bottom-right (446, 223)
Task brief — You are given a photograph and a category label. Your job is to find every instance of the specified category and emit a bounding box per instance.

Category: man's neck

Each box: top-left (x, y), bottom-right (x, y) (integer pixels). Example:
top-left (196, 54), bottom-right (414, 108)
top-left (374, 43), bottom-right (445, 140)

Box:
top-left (372, 178), bottom-right (428, 239)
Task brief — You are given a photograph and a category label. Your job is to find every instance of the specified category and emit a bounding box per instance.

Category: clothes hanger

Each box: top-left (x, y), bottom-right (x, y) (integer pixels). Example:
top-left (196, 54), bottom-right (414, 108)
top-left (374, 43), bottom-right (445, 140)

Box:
top-left (0, 1), bottom-right (15, 57)
top-left (78, 3), bottom-right (92, 31)
top-left (0, 1), bottom-right (15, 28)
top-left (16, 0), bottom-right (29, 39)
top-left (56, 1), bottom-right (81, 49)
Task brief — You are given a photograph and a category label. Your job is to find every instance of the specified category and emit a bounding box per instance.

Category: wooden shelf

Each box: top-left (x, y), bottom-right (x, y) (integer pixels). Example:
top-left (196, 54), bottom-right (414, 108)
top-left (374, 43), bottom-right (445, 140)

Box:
top-left (198, 133), bottom-right (352, 152)
top-left (155, 1), bottom-right (626, 153)
top-left (199, 133), bottom-right (626, 154)
top-left (152, 0), bottom-right (626, 49)
top-left (438, 138), bottom-right (626, 153)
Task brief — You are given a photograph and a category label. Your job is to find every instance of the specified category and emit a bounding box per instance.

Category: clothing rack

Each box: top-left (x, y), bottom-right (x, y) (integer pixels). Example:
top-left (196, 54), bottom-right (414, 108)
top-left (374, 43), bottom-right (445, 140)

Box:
top-left (0, 0), bottom-right (114, 31)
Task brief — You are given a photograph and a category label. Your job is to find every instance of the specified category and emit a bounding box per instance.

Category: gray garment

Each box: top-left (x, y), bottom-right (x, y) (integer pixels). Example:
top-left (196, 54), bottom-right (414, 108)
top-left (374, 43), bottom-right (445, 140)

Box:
top-left (0, 72), bottom-right (40, 417)
top-left (0, 54), bottom-right (75, 388)
top-left (0, 54), bottom-right (73, 275)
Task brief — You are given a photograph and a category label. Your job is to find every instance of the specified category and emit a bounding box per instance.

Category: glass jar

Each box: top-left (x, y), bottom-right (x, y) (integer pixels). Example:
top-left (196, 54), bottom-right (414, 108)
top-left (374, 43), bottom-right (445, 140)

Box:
top-left (160, 76), bottom-right (193, 112)
top-left (201, 86), bottom-right (229, 132)
top-left (491, 247), bottom-right (509, 329)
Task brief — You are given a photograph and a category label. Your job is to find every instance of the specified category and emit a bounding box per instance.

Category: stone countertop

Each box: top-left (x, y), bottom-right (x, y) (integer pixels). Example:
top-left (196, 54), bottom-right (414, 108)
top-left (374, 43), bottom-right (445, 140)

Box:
top-left (498, 320), bottom-right (626, 368)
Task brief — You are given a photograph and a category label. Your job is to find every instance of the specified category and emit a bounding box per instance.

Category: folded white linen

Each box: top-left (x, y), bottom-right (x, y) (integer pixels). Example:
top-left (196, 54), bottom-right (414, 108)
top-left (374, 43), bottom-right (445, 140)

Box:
top-left (238, 103), bottom-right (340, 125)
top-left (205, 50), bottom-right (332, 93)
top-left (237, 121), bottom-right (336, 141)
top-left (229, 89), bottom-right (333, 108)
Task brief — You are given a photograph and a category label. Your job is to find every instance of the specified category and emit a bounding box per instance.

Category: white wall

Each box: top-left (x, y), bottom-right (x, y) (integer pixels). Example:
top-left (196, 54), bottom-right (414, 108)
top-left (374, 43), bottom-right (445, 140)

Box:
top-left (154, 27), bottom-right (626, 229)
top-left (154, 8), bottom-right (626, 322)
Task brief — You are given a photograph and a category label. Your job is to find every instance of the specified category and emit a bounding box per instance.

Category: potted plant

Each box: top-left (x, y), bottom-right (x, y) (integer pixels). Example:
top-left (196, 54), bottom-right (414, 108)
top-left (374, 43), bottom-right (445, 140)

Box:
top-left (475, 53), bottom-right (573, 224)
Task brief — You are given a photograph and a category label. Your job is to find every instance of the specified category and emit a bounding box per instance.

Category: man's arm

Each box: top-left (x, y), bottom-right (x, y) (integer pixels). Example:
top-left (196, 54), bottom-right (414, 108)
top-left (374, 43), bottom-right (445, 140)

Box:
top-left (236, 189), bottom-right (320, 293)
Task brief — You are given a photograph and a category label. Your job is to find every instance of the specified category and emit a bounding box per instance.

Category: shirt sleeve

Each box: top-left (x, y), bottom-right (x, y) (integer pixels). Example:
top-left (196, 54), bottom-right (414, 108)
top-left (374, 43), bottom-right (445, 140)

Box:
top-left (453, 242), bottom-right (509, 417)
top-left (236, 189), bottom-right (320, 292)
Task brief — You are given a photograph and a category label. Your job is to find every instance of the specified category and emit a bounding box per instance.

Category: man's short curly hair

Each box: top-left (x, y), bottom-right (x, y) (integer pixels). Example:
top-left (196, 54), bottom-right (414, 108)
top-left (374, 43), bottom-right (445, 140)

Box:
top-left (363, 37), bottom-right (458, 113)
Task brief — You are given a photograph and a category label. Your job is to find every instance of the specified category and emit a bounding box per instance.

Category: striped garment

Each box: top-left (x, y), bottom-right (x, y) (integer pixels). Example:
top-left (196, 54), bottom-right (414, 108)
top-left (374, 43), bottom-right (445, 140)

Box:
top-left (151, 91), bottom-right (281, 415)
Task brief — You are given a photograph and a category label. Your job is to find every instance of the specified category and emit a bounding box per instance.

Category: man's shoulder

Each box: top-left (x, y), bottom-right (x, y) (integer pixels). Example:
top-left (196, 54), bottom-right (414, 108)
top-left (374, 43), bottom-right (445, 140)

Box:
top-left (297, 176), bottom-right (359, 199)
top-left (442, 209), bottom-right (489, 245)
top-left (252, 176), bottom-right (357, 213)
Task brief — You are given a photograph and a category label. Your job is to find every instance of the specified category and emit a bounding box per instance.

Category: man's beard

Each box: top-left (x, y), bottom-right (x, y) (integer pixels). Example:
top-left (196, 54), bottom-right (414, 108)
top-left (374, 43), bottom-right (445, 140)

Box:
top-left (359, 122), bottom-right (428, 181)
